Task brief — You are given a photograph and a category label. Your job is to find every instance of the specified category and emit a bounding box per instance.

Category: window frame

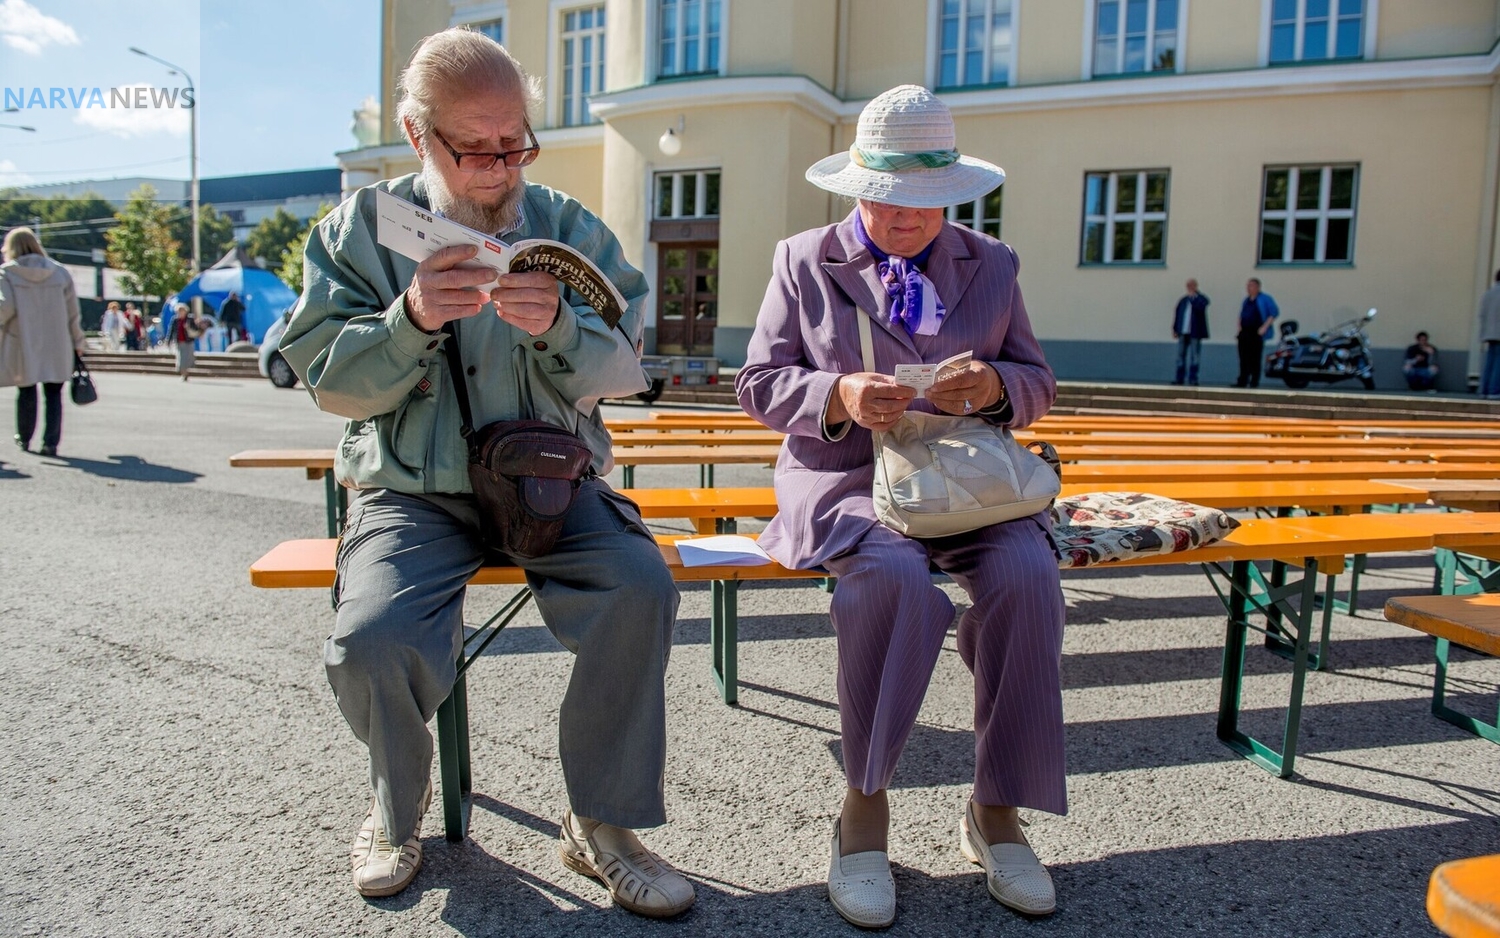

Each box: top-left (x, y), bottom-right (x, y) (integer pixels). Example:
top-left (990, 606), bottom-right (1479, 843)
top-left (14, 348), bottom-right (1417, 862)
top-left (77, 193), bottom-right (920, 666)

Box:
top-left (928, 0), bottom-right (1017, 91)
top-left (449, 1), bottom-right (509, 44)
top-left (1085, 0), bottom-right (1184, 78)
top-left (652, 0), bottom-right (727, 81)
top-left (552, 1), bottom-right (607, 127)
top-left (946, 186), bottom-right (1004, 240)
top-left (1079, 169), bottom-right (1171, 266)
top-left (1256, 163), bottom-right (1359, 266)
top-left (1259, 0), bottom-right (1376, 66)
top-left (653, 169), bottom-right (722, 220)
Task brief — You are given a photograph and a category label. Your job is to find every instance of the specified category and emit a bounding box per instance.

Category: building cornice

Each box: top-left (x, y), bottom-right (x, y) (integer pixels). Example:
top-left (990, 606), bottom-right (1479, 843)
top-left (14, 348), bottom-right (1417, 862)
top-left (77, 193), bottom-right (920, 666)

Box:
top-left (588, 74), bottom-right (844, 124)
top-left (939, 47), bottom-right (1500, 117)
top-left (587, 49), bottom-right (1499, 130)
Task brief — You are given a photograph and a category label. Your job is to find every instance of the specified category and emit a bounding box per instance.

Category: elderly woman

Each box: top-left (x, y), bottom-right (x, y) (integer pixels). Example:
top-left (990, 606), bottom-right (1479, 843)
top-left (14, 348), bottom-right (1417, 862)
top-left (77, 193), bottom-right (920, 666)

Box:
top-left (0, 227), bottom-right (85, 457)
top-left (170, 302), bottom-right (201, 381)
top-left (735, 85), bottom-right (1065, 928)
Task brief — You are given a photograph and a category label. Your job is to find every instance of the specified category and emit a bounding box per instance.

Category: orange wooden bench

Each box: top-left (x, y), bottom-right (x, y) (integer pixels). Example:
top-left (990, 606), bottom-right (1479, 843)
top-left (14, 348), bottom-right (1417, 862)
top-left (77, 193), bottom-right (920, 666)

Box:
top-left (1385, 593), bottom-right (1500, 746)
top-left (1428, 854), bottom-right (1500, 938)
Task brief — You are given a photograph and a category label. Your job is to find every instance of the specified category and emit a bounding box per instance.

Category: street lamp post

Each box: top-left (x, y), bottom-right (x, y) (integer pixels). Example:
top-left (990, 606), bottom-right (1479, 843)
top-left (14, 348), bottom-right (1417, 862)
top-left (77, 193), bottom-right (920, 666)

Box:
top-left (129, 47), bottom-right (198, 275)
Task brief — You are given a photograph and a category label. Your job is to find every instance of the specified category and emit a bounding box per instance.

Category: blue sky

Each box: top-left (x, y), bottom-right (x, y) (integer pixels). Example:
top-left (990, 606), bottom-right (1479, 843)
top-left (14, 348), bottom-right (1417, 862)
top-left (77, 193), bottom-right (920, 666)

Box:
top-left (0, 0), bottom-right (379, 188)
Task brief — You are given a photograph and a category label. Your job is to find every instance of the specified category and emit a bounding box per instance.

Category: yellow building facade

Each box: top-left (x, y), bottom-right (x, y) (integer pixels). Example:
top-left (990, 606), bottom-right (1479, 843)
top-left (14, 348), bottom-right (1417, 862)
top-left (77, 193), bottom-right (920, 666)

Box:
top-left (341, 0), bottom-right (1500, 388)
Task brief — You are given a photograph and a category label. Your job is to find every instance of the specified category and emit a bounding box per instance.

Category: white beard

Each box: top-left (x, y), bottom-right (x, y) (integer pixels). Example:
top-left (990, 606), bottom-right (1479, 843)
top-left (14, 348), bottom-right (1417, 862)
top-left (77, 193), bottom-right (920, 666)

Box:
top-left (421, 160), bottom-right (526, 235)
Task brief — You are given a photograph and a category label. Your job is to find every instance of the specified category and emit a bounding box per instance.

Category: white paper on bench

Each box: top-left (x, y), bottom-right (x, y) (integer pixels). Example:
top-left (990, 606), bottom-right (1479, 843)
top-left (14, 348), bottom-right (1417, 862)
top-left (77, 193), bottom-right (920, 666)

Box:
top-left (675, 535), bottom-right (774, 567)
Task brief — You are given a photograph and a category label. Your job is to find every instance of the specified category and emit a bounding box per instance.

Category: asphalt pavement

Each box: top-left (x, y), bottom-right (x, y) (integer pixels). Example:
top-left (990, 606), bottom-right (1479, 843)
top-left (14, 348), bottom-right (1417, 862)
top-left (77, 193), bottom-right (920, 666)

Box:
top-left (1, 372), bottom-right (1496, 937)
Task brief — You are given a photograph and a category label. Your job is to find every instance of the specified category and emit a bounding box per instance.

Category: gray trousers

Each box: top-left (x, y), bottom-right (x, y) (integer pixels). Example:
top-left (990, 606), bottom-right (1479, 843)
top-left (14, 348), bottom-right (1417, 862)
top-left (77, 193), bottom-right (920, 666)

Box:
top-left (327, 479), bottom-right (679, 844)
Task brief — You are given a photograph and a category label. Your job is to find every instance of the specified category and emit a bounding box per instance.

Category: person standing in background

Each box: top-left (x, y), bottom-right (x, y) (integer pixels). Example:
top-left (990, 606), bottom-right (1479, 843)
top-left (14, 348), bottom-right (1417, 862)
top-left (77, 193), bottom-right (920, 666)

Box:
top-left (121, 302), bottom-right (144, 351)
top-left (101, 301), bottom-right (125, 351)
top-left (1170, 279), bottom-right (1209, 386)
top-left (0, 227), bottom-right (86, 457)
top-left (171, 302), bottom-right (202, 381)
top-left (1235, 278), bottom-right (1278, 388)
top-left (218, 291), bottom-right (245, 344)
top-left (1478, 270), bottom-right (1500, 398)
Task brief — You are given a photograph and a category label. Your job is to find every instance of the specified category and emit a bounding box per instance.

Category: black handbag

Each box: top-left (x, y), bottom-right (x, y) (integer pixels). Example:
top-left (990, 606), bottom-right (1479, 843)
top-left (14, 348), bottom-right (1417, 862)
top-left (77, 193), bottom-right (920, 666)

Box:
top-left (441, 323), bottom-right (593, 559)
top-left (70, 353), bottom-right (97, 406)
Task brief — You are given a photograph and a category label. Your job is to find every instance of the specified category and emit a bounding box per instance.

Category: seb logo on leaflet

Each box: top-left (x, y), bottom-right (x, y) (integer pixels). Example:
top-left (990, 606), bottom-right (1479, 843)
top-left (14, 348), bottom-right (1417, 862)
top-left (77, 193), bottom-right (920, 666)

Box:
top-left (4, 86), bottom-right (196, 109)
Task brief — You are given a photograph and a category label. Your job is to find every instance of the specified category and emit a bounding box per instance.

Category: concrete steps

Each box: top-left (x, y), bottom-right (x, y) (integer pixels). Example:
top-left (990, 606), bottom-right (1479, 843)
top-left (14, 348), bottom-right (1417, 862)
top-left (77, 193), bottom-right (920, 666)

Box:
top-left (84, 351), bottom-right (262, 380)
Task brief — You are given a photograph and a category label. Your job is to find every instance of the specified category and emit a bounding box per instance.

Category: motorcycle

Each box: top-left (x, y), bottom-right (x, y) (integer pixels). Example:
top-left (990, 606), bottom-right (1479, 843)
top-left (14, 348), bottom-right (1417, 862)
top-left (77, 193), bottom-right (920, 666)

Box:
top-left (1263, 308), bottom-right (1378, 390)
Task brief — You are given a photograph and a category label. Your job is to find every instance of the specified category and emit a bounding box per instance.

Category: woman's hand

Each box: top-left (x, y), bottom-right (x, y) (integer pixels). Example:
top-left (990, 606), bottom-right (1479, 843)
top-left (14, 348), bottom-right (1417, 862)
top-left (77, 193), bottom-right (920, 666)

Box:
top-left (829, 373), bottom-right (916, 431)
top-left (927, 362), bottom-right (1003, 416)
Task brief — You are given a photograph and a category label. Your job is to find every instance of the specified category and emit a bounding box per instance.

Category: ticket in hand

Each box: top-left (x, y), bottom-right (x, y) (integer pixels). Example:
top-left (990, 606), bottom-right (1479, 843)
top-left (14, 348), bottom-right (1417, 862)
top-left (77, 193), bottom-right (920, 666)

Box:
top-left (894, 351), bottom-right (972, 393)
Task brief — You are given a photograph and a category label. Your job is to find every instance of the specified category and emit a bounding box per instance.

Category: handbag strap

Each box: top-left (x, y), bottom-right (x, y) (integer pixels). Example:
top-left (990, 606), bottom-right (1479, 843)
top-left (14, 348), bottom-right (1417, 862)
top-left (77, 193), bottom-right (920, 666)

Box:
top-left (439, 321), bottom-right (477, 452)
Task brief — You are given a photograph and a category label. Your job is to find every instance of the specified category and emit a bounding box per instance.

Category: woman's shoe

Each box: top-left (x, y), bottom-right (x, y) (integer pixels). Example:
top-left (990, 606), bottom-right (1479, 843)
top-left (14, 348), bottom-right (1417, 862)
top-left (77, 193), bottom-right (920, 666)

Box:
top-left (38, 444), bottom-right (56, 457)
top-left (959, 801), bottom-right (1055, 915)
top-left (12, 435), bottom-right (28, 452)
top-left (827, 819), bottom-right (895, 929)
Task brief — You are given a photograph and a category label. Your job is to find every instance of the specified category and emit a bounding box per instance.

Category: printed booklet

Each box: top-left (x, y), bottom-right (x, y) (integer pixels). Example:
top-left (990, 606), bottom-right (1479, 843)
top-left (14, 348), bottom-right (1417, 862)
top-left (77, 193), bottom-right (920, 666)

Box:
top-left (375, 188), bottom-right (627, 329)
top-left (894, 350), bottom-right (973, 393)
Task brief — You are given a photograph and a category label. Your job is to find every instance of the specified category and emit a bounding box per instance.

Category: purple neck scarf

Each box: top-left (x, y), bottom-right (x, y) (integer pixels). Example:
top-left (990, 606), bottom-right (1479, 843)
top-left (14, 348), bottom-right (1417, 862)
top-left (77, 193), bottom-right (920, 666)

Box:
top-left (853, 210), bottom-right (944, 337)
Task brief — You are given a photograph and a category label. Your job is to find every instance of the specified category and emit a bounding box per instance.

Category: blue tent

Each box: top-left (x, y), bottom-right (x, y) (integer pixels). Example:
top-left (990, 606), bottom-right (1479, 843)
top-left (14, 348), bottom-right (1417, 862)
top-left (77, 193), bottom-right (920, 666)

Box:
top-left (166, 246), bottom-right (298, 344)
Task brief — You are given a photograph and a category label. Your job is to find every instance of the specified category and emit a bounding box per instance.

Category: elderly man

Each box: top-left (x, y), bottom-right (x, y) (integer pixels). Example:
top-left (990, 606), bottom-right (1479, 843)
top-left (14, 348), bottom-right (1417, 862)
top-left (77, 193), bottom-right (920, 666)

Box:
top-left (279, 29), bottom-right (693, 915)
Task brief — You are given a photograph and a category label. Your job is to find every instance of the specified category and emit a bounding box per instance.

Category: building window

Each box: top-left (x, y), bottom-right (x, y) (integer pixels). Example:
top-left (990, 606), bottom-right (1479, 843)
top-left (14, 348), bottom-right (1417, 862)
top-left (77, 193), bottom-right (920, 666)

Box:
top-left (658, 0), bottom-right (722, 78)
top-left (1093, 0), bottom-right (1178, 76)
top-left (560, 5), bottom-right (605, 126)
top-left (471, 17), bottom-right (504, 44)
top-left (1259, 164), bottom-right (1357, 264)
top-left (1081, 170), bottom-right (1169, 264)
top-left (937, 0), bottom-right (1013, 88)
top-left (1270, 0), bottom-right (1363, 63)
top-left (654, 170), bottom-right (721, 219)
top-left (947, 186), bottom-right (1003, 239)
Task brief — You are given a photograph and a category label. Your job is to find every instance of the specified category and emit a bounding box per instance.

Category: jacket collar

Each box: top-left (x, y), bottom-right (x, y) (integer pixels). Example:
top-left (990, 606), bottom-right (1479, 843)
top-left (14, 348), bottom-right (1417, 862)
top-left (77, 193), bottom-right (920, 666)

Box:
top-left (819, 210), bottom-right (980, 355)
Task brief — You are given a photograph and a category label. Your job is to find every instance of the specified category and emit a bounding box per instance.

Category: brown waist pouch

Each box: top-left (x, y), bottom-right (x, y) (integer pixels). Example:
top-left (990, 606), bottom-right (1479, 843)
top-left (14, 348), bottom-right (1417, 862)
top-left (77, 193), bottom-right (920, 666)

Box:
top-left (467, 419), bottom-right (594, 559)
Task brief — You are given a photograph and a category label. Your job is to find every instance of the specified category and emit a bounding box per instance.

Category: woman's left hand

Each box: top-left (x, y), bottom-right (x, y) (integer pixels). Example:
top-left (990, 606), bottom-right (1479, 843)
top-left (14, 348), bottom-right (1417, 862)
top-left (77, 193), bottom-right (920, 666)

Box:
top-left (927, 362), bottom-right (1004, 415)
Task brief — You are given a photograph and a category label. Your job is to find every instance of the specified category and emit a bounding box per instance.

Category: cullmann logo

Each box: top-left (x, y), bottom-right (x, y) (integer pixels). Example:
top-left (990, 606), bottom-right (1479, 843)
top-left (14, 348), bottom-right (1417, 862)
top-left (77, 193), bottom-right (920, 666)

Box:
top-left (4, 86), bottom-right (195, 109)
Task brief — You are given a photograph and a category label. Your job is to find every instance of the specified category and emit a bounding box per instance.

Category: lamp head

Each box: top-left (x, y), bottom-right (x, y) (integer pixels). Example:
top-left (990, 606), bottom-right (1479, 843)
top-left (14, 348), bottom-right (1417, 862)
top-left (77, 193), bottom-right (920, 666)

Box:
top-left (658, 126), bottom-right (682, 156)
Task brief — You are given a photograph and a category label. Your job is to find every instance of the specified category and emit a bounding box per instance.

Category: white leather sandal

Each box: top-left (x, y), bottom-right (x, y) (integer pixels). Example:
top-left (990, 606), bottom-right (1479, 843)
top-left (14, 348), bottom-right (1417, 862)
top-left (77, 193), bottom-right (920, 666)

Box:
top-left (959, 801), bottom-right (1056, 915)
top-left (827, 819), bottom-right (896, 929)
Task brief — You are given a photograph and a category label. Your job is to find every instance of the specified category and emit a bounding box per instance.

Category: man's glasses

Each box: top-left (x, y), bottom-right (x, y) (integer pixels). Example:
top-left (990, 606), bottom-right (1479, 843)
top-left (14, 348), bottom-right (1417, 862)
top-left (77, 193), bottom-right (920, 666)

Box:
top-left (431, 124), bottom-right (541, 172)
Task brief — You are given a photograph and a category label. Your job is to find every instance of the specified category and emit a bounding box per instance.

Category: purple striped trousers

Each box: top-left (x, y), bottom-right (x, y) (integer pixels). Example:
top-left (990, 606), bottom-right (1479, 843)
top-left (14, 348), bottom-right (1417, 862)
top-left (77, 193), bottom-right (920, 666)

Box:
top-left (822, 516), bottom-right (1067, 815)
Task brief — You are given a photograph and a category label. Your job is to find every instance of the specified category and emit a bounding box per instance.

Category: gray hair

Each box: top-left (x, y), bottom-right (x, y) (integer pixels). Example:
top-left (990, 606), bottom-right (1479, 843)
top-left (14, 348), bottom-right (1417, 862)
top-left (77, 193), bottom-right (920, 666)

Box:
top-left (396, 27), bottom-right (542, 141)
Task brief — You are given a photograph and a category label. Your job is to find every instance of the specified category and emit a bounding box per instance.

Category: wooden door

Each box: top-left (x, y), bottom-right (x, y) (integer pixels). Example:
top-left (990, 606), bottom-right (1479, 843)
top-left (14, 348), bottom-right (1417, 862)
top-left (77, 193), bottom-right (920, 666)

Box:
top-left (655, 241), bottom-right (718, 355)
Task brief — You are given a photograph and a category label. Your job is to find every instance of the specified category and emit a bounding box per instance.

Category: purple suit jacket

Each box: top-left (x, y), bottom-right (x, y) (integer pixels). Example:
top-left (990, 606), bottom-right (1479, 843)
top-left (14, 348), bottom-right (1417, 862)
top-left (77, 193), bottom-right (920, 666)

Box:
top-left (735, 211), bottom-right (1057, 569)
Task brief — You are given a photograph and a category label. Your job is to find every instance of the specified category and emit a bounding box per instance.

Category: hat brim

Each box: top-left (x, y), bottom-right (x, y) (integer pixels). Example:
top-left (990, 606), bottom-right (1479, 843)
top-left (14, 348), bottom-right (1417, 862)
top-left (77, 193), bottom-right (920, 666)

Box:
top-left (805, 153), bottom-right (1005, 209)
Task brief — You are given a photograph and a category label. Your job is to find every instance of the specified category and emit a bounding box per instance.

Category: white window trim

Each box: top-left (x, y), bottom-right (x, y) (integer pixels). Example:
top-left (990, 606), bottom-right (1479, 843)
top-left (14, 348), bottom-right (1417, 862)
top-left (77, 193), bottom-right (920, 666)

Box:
top-left (546, 0), bottom-right (607, 128)
top-left (945, 189), bottom-right (1003, 238)
top-left (926, 0), bottom-right (1018, 89)
top-left (1082, 0), bottom-right (1188, 80)
top-left (653, 168), bottom-right (721, 220)
top-left (1258, 164), bottom-right (1358, 264)
top-left (450, 0), bottom-right (508, 37)
top-left (648, 0), bottom-right (729, 82)
top-left (1081, 169), bottom-right (1170, 265)
top-left (1258, 0), bottom-right (1377, 67)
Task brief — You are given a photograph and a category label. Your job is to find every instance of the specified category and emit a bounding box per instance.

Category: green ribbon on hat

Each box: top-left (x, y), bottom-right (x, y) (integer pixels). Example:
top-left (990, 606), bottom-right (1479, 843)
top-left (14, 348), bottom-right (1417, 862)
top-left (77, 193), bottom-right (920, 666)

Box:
top-left (849, 144), bottom-right (960, 172)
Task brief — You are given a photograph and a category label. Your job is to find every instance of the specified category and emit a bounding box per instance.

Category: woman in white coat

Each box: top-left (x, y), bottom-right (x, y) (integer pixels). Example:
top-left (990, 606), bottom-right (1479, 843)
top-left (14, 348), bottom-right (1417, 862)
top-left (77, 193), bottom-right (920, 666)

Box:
top-left (0, 227), bottom-right (85, 456)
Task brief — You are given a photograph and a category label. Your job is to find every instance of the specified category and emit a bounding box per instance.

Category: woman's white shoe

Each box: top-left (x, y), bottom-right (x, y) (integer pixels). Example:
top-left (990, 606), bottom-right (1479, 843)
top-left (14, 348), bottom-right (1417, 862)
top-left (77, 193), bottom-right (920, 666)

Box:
top-left (827, 819), bottom-right (896, 929)
top-left (959, 802), bottom-right (1056, 915)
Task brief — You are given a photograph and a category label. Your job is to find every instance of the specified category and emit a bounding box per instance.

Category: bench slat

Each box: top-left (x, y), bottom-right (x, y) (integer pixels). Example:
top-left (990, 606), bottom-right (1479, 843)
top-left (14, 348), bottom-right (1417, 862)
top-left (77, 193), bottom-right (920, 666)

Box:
top-left (1428, 854), bottom-right (1500, 938)
top-left (1384, 594), bottom-right (1500, 657)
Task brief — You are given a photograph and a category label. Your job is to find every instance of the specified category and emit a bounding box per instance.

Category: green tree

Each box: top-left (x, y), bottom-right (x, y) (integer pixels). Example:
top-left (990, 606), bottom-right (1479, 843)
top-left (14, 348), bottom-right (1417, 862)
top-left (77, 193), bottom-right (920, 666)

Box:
top-left (168, 203), bottom-right (237, 268)
top-left (105, 185), bottom-right (189, 317)
top-left (246, 207), bottom-right (306, 275)
top-left (0, 192), bottom-right (118, 263)
top-left (275, 203), bottom-right (334, 295)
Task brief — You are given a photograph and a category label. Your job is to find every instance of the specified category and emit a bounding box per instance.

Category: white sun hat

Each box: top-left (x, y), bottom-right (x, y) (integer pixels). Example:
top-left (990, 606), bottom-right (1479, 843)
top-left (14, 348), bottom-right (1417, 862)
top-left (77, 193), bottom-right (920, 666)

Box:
top-left (806, 84), bottom-right (1005, 209)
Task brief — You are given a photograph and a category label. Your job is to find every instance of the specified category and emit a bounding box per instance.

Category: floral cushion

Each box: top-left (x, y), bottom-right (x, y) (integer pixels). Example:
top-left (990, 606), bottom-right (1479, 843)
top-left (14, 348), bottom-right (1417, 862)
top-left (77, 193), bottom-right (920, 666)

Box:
top-left (1050, 491), bottom-right (1241, 569)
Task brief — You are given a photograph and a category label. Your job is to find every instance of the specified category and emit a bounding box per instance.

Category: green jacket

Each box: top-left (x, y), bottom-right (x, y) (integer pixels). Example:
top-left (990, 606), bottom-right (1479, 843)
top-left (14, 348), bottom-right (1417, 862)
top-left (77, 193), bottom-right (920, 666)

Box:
top-left (280, 173), bottom-right (650, 495)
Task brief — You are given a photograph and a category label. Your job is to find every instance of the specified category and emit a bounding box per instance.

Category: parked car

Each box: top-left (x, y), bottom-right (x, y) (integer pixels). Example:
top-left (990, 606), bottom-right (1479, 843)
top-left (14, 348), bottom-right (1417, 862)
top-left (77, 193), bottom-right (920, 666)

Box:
top-left (258, 310), bottom-right (298, 389)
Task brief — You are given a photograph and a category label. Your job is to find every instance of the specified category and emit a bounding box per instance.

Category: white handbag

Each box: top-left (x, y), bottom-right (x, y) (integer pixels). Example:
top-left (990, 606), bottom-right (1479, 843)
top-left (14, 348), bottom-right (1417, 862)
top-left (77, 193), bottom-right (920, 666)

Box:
top-left (857, 309), bottom-right (1060, 538)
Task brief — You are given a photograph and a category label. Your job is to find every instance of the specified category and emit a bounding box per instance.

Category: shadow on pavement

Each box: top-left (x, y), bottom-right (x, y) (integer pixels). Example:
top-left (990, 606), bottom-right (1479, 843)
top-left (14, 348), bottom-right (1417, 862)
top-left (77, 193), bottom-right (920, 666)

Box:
top-left (46, 453), bottom-right (201, 484)
top-left (368, 819), bottom-right (1494, 937)
top-left (0, 460), bottom-right (29, 480)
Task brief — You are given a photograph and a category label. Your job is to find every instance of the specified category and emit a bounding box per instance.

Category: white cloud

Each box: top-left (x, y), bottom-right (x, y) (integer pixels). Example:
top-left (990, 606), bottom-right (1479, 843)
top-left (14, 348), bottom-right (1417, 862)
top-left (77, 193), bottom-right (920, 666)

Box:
top-left (73, 84), bottom-right (191, 138)
top-left (0, 159), bottom-right (36, 188)
top-left (0, 0), bottom-right (79, 56)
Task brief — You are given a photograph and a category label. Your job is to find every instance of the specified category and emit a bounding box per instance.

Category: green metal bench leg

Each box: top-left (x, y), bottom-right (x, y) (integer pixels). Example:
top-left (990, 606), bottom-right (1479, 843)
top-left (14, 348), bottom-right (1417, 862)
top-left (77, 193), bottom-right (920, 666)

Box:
top-left (323, 472), bottom-right (340, 538)
top-left (1327, 553), bottom-right (1365, 615)
top-left (698, 464), bottom-right (715, 488)
top-left (1214, 558), bottom-right (1318, 778)
top-left (621, 465), bottom-right (635, 488)
top-left (437, 677), bottom-right (471, 842)
top-left (1432, 637), bottom-right (1500, 744)
top-left (1263, 560), bottom-right (1330, 672)
top-left (711, 578), bottom-right (739, 705)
